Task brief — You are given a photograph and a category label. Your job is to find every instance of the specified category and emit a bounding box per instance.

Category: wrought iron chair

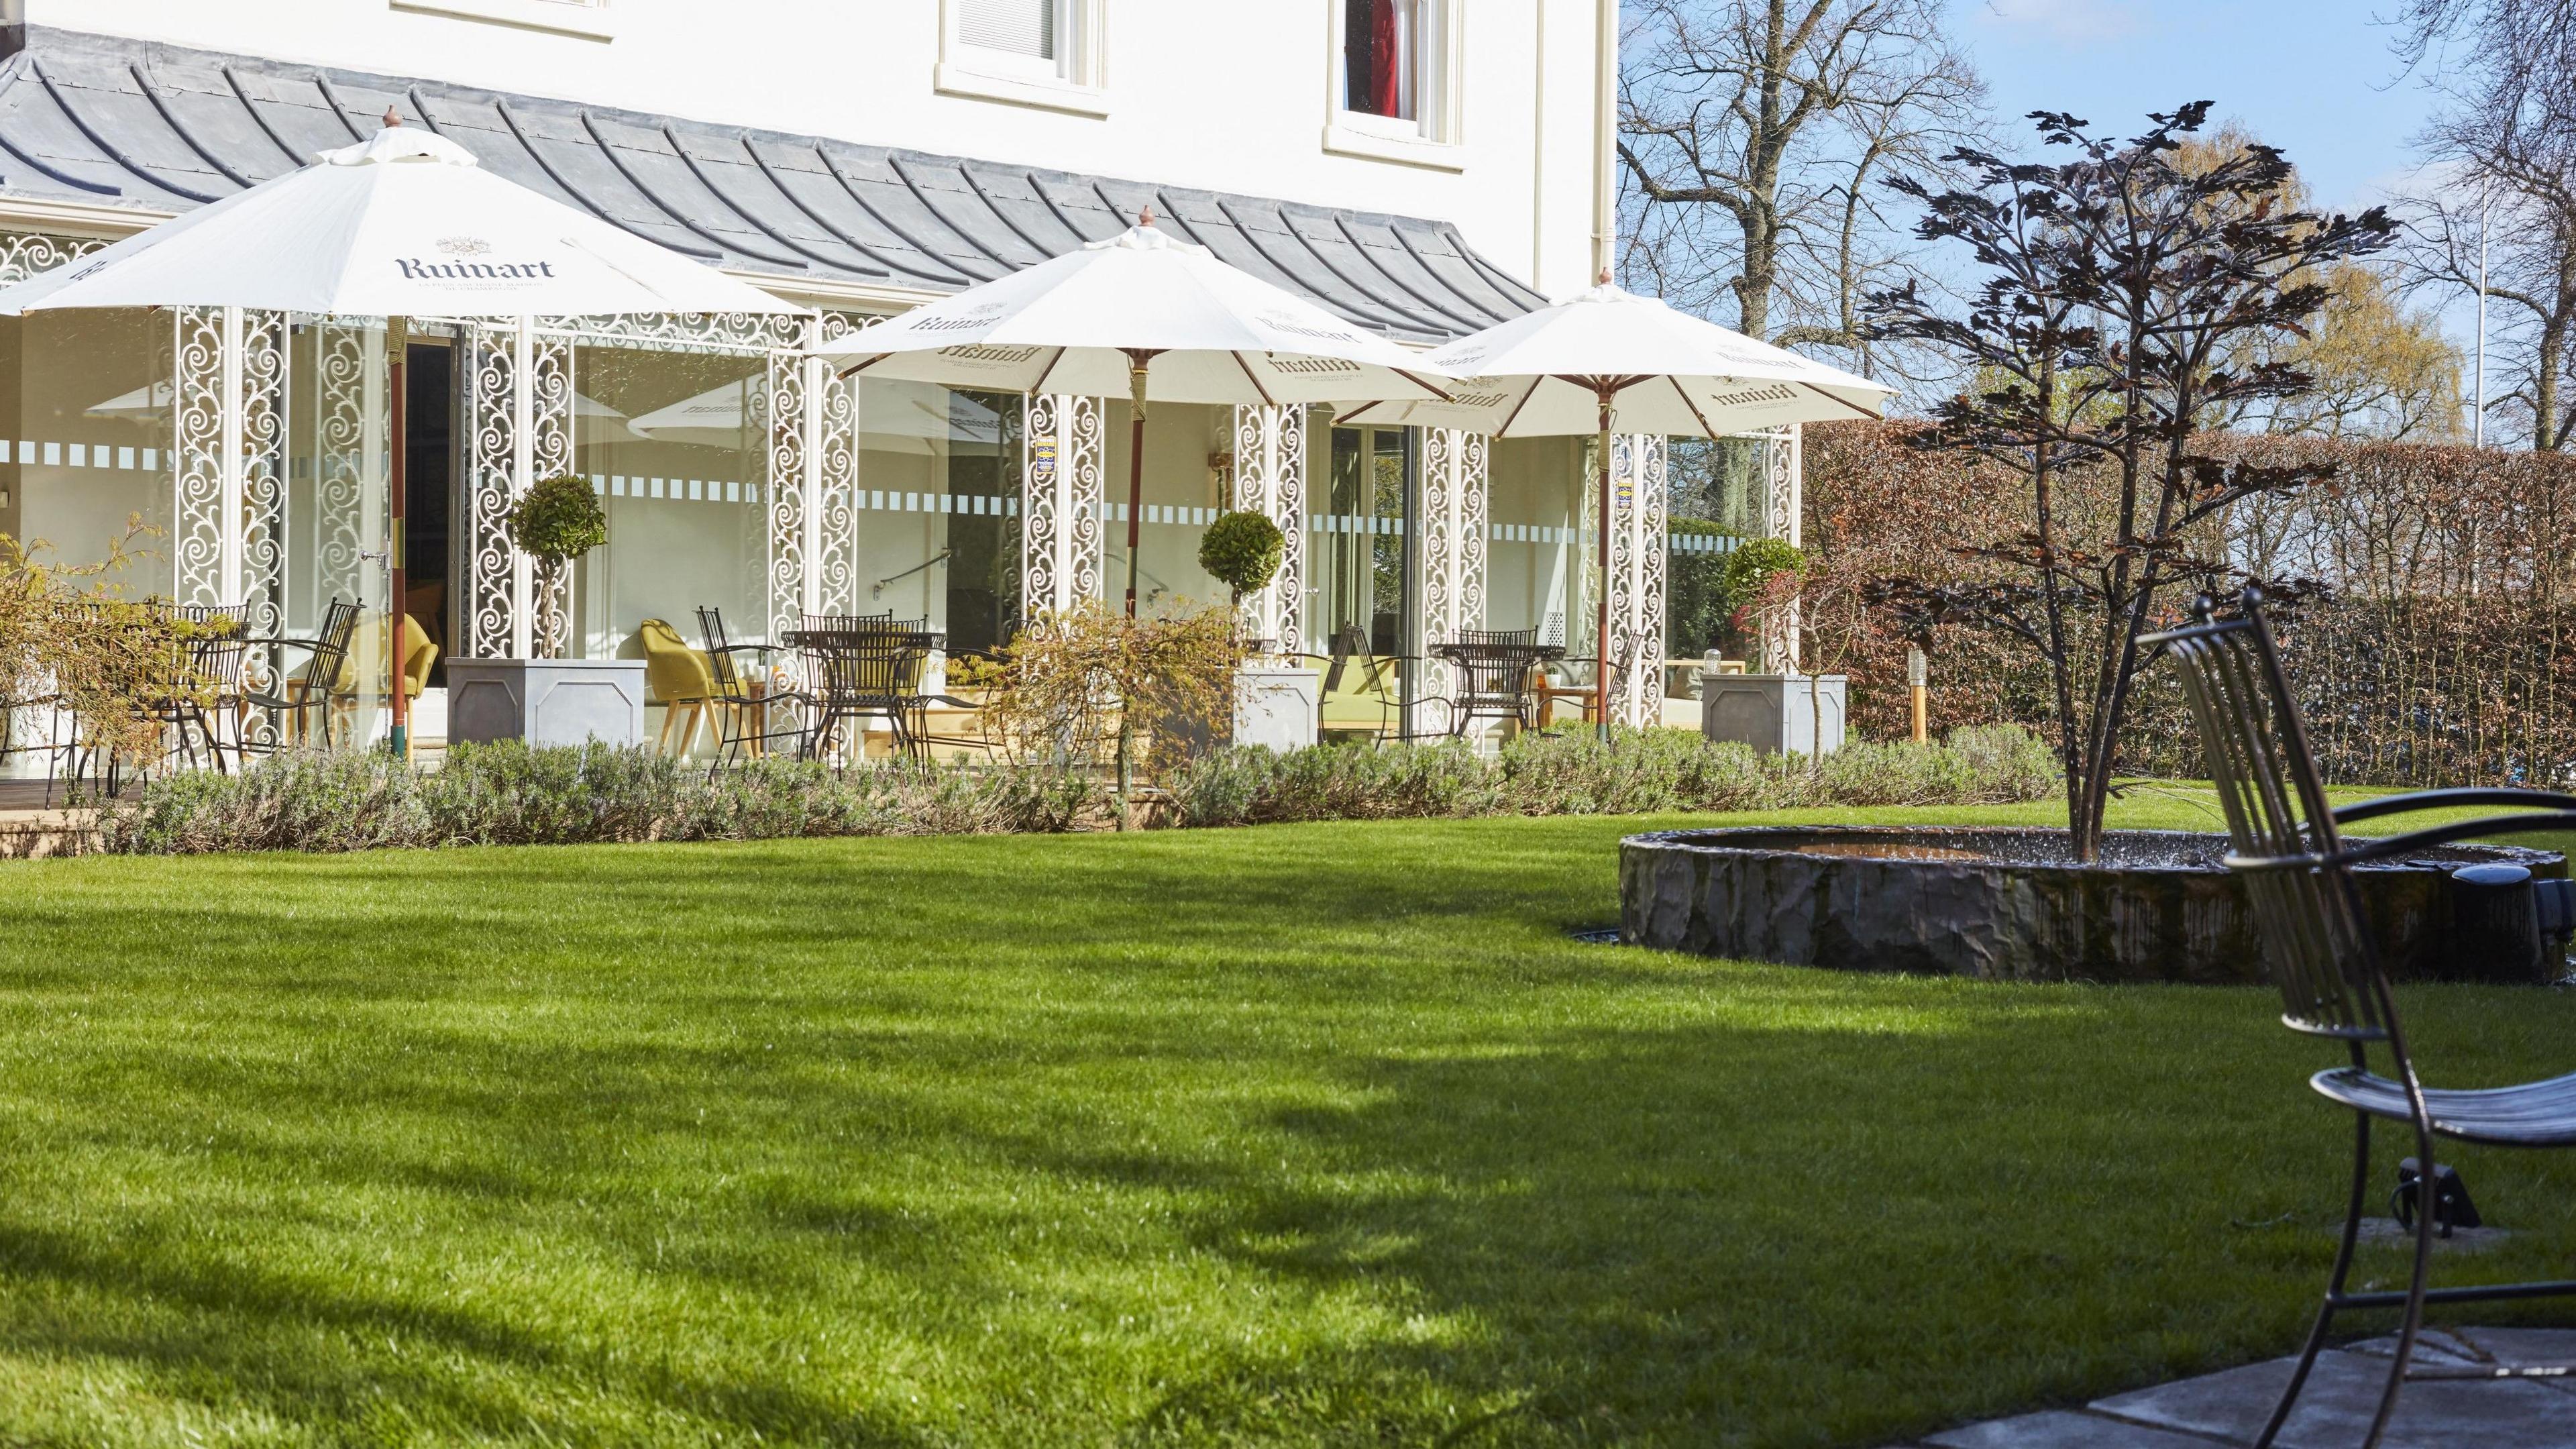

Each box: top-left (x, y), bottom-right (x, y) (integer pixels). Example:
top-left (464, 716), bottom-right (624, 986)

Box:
top-left (2149, 585), bottom-right (2576, 1449)
top-left (1428, 627), bottom-right (1554, 739)
top-left (694, 606), bottom-right (812, 775)
top-left (154, 607), bottom-right (249, 774)
top-left (793, 627), bottom-right (936, 764)
top-left (241, 598), bottom-right (360, 751)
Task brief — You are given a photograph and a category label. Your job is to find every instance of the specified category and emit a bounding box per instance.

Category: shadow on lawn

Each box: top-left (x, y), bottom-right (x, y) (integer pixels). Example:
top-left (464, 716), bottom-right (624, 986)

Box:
top-left (987, 996), bottom-right (2540, 1448)
top-left (0, 1216), bottom-right (940, 1448)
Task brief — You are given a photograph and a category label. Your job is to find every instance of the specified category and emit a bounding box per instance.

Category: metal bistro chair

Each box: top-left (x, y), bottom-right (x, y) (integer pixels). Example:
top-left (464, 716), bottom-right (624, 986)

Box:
top-left (2149, 585), bottom-right (2576, 1449)
top-left (241, 598), bottom-right (360, 751)
top-left (793, 627), bottom-right (936, 765)
top-left (1429, 627), bottom-right (1554, 739)
top-left (695, 606), bottom-right (813, 775)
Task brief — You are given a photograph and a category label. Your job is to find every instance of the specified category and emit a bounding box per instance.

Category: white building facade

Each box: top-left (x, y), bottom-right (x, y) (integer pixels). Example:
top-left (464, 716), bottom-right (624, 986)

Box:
top-left (0, 0), bottom-right (1780, 753)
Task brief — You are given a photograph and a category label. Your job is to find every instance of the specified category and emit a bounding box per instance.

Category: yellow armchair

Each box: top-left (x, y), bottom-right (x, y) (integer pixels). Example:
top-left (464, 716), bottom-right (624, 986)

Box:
top-left (636, 618), bottom-right (718, 756)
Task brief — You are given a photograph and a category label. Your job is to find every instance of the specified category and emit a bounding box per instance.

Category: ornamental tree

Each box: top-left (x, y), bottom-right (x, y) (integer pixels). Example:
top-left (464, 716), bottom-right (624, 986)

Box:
top-left (1867, 104), bottom-right (2396, 858)
top-left (506, 475), bottom-right (609, 659)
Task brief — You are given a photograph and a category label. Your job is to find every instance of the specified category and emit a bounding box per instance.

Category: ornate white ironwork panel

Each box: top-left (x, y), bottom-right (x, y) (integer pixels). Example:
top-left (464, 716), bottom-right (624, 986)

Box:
top-left (0, 231), bottom-right (105, 284)
top-left (310, 323), bottom-right (382, 621)
top-left (1020, 393), bottom-right (1104, 616)
top-left (1227, 404), bottom-right (1307, 653)
top-left (169, 305), bottom-right (288, 639)
top-left (172, 307), bottom-right (227, 610)
top-left (238, 309), bottom-right (289, 652)
top-left (815, 364), bottom-right (859, 618)
top-left (762, 349), bottom-right (806, 639)
top-left (526, 331), bottom-right (574, 657)
top-left (1412, 426), bottom-right (1490, 736)
top-left (1607, 433), bottom-right (1669, 729)
top-left (534, 311), bottom-right (802, 354)
top-left (1758, 424), bottom-right (1802, 670)
top-left (463, 325), bottom-right (520, 658)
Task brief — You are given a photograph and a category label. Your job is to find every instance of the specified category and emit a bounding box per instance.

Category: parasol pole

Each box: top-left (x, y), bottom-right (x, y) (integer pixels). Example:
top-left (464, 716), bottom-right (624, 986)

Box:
top-left (382, 110), bottom-right (411, 762)
top-left (1122, 348), bottom-right (1154, 618)
top-left (1120, 207), bottom-right (1169, 621)
top-left (1593, 381), bottom-right (1615, 742)
top-left (388, 315), bottom-right (409, 760)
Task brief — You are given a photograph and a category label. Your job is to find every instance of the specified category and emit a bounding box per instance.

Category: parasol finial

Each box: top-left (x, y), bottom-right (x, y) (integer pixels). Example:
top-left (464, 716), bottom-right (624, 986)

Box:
top-left (1598, 267), bottom-right (1612, 285)
top-left (1139, 204), bottom-right (1157, 227)
top-left (384, 107), bottom-right (402, 128)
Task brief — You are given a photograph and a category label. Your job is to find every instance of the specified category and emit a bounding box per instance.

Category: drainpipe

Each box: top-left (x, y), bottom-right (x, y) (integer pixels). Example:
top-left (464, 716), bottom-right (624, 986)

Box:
top-left (1591, 0), bottom-right (1617, 281)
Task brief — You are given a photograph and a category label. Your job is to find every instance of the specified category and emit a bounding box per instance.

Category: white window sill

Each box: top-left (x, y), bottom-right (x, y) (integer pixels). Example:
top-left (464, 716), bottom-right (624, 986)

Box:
top-left (390, 0), bottom-right (614, 40)
top-left (1322, 119), bottom-right (1464, 172)
top-left (934, 61), bottom-right (1110, 119)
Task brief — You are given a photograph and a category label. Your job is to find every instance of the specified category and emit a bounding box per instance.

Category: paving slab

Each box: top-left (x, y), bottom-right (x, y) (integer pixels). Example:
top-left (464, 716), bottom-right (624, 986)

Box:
top-left (2344, 1328), bottom-right (2486, 1366)
top-left (2456, 1328), bottom-right (2576, 1373)
top-left (2091, 1348), bottom-right (2576, 1448)
top-left (1923, 1408), bottom-right (2233, 1447)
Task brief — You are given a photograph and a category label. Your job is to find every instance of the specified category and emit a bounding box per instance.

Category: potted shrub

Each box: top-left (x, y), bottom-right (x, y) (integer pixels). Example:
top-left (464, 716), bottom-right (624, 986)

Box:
top-left (446, 475), bottom-right (647, 749)
top-left (1197, 509), bottom-right (1314, 752)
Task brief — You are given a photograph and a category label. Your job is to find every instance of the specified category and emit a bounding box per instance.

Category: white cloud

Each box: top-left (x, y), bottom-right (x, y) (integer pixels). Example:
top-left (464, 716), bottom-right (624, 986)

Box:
top-left (1977, 0), bottom-right (2141, 46)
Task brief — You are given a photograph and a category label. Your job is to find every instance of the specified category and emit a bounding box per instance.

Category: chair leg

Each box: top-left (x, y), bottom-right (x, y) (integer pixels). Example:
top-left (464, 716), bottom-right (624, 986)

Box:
top-left (2256, 1110), bottom-right (2376, 1449)
top-left (2361, 1114), bottom-right (2442, 1449)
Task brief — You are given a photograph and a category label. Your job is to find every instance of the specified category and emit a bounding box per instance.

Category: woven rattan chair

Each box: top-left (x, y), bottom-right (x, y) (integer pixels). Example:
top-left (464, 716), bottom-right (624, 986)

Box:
top-left (2149, 585), bottom-right (2576, 1449)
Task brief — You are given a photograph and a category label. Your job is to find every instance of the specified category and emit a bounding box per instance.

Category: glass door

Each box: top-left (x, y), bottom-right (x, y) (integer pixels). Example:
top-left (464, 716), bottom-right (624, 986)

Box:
top-left (286, 319), bottom-right (395, 750)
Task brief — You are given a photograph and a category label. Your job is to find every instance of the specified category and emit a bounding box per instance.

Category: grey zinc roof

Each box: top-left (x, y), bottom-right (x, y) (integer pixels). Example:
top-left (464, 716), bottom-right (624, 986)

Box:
top-left (0, 26), bottom-right (1544, 340)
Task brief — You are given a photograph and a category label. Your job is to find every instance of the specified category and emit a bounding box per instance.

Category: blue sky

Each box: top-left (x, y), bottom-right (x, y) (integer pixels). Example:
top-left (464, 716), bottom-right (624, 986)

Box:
top-left (1959, 0), bottom-right (2443, 215)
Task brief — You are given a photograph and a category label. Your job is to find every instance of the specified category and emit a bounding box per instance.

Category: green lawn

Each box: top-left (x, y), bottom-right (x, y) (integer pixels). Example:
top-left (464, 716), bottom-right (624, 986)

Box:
top-left (0, 796), bottom-right (2572, 1447)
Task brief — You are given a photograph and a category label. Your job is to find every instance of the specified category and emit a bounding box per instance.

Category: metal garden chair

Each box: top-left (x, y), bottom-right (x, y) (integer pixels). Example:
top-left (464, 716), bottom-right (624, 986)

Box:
top-left (240, 598), bottom-right (360, 751)
top-left (2148, 585), bottom-right (2576, 1449)
top-left (694, 606), bottom-right (812, 775)
top-left (1428, 627), bottom-right (1557, 738)
top-left (788, 627), bottom-right (936, 764)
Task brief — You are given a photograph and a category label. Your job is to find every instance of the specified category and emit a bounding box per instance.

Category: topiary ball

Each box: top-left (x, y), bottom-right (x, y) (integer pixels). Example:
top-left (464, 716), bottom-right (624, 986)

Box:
top-left (1198, 509), bottom-right (1286, 598)
top-left (508, 474), bottom-right (610, 566)
top-left (1720, 535), bottom-right (1805, 615)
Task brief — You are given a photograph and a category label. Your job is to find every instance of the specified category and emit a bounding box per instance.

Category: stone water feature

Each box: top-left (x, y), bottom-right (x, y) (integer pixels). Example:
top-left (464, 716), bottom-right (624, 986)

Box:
top-left (1619, 826), bottom-right (2569, 985)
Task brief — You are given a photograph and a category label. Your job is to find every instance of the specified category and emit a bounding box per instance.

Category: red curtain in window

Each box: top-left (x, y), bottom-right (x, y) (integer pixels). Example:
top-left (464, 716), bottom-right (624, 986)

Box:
top-left (1346, 0), bottom-right (1401, 117)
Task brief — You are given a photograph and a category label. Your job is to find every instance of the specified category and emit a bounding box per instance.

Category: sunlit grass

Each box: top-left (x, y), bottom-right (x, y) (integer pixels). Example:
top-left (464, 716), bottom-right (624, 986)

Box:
top-left (0, 793), bottom-right (2566, 1446)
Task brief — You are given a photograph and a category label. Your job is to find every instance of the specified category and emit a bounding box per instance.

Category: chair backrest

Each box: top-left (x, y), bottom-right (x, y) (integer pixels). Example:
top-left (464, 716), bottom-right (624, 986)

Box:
top-left (2149, 587), bottom-right (2387, 1039)
top-left (804, 610), bottom-right (897, 635)
top-left (809, 630), bottom-right (930, 702)
top-left (695, 606), bottom-right (746, 696)
top-left (306, 599), bottom-right (360, 692)
top-left (636, 618), bottom-right (712, 704)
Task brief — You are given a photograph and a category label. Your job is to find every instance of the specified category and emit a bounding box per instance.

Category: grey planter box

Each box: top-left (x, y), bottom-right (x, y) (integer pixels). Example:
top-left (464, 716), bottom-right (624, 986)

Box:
top-left (1236, 663), bottom-right (1319, 753)
top-left (1702, 673), bottom-right (1847, 756)
top-left (446, 658), bottom-right (647, 749)
top-left (1169, 663), bottom-right (1322, 755)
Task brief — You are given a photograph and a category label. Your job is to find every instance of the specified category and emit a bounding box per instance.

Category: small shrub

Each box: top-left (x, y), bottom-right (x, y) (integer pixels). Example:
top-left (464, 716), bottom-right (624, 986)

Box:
top-left (98, 727), bottom-right (2061, 856)
top-left (99, 741), bottom-right (1112, 855)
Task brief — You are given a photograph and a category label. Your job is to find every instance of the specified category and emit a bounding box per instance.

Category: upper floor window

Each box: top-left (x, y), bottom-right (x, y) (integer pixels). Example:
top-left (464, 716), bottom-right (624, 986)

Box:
top-left (1343, 0), bottom-right (1420, 121)
top-left (1328, 0), bottom-right (1462, 166)
top-left (938, 0), bottom-right (1106, 116)
top-left (957, 0), bottom-right (1069, 76)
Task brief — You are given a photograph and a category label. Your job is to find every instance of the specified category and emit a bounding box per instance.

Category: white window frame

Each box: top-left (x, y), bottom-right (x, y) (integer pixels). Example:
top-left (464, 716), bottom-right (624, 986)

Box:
top-left (936, 0), bottom-right (1110, 119)
top-left (1324, 0), bottom-right (1465, 170)
top-left (389, 0), bottom-right (614, 41)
